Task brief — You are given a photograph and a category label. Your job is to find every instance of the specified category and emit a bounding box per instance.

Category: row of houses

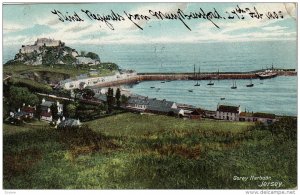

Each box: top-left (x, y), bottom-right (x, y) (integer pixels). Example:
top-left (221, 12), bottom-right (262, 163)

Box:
top-left (125, 96), bottom-right (277, 124)
top-left (126, 96), bottom-right (201, 119)
top-left (59, 70), bottom-right (137, 90)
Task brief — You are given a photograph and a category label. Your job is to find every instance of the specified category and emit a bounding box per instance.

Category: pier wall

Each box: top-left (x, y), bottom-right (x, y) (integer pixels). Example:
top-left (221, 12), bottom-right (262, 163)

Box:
top-left (91, 69), bottom-right (297, 88)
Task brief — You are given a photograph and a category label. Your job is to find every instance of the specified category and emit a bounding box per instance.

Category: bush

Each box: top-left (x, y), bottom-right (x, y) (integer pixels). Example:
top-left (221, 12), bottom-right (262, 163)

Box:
top-left (268, 116), bottom-right (297, 140)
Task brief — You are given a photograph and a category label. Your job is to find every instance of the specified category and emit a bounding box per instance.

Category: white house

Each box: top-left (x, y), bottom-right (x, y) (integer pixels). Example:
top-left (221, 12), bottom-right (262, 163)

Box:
top-left (216, 104), bottom-right (240, 121)
top-left (57, 118), bottom-right (81, 129)
top-left (76, 57), bottom-right (100, 66)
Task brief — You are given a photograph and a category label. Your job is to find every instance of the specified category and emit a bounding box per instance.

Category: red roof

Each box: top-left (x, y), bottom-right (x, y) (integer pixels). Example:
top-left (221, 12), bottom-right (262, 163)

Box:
top-left (41, 111), bottom-right (52, 117)
top-left (22, 107), bottom-right (35, 113)
top-left (217, 105), bottom-right (239, 113)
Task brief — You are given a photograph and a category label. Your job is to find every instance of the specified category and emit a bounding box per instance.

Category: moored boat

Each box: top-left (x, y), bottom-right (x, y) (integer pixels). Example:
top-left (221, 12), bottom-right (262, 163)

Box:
top-left (246, 79), bottom-right (254, 87)
top-left (256, 71), bottom-right (278, 79)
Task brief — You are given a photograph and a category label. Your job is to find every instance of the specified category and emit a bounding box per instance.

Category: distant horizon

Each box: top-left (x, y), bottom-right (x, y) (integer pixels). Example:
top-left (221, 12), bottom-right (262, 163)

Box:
top-left (3, 38), bottom-right (297, 47)
top-left (3, 3), bottom-right (297, 46)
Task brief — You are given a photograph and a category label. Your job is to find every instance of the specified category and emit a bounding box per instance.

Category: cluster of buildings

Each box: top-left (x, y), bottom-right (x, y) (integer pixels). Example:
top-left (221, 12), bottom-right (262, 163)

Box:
top-left (8, 90), bottom-right (277, 128)
top-left (9, 98), bottom-right (81, 128)
top-left (125, 96), bottom-right (277, 125)
top-left (59, 70), bottom-right (137, 90)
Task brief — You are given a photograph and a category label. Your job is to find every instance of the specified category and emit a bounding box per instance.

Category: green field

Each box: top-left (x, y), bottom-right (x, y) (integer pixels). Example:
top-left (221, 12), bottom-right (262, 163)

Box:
top-left (3, 113), bottom-right (297, 189)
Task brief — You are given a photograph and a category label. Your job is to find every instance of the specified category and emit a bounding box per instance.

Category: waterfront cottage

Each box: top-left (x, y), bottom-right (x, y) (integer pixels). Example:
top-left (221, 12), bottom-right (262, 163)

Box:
top-left (216, 104), bottom-right (240, 121)
top-left (253, 112), bottom-right (276, 124)
top-left (204, 110), bottom-right (216, 119)
top-left (127, 96), bottom-right (150, 111)
top-left (183, 109), bottom-right (203, 119)
top-left (146, 98), bottom-right (178, 115)
top-left (239, 112), bottom-right (276, 125)
top-left (126, 96), bottom-right (179, 115)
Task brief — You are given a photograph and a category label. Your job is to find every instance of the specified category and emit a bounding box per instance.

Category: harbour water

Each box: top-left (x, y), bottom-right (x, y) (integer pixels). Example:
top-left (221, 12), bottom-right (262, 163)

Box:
top-left (128, 76), bottom-right (297, 116)
top-left (3, 41), bottom-right (297, 116)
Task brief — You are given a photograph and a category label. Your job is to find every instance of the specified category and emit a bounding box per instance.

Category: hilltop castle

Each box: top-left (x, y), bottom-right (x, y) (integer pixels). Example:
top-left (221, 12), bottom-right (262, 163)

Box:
top-left (20, 38), bottom-right (64, 54)
top-left (8, 38), bottom-right (100, 66)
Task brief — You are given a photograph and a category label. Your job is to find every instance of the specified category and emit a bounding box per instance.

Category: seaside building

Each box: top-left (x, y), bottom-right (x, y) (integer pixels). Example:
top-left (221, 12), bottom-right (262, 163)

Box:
top-left (127, 96), bottom-right (151, 112)
top-left (239, 112), bottom-right (276, 125)
top-left (126, 96), bottom-right (182, 116)
top-left (204, 110), bottom-right (216, 119)
top-left (59, 71), bottom-right (137, 90)
top-left (216, 104), bottom-right (240, 121)
top-left (76, 56), bottom-right (100, 66)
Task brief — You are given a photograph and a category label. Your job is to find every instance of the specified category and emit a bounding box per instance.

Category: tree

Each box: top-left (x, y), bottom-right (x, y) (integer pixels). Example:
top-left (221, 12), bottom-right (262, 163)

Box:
top-left (116, 88), bottom-right (121, 107)
top-left (50, 103), bottom-right (59, 121)
top-left (8, 86), bottom-right (39, 109)
top-left (121, 94), bottom-right (128, 104)
top-left (73, 88), bottom-right (81, 100)
top-left (269, 116), bottom-right (297, 140)
top-left (36, 104), bottom-right (42, 121)
top-left (98, 103), bottom-right (108, 113)
top-left (80, 51), bottom-right (86, 56)
top-left (82, 88), bottom-right (95, 99)
top-left (66, 103), bottom-right (77, 118)
top-left (85, 52), bottom-right (100, 61)
top-left (106, 88), bottom-right (114, 113)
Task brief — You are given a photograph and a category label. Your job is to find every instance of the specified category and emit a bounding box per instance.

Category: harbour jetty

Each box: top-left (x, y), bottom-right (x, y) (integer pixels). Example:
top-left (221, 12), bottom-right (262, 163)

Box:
top-left (137, 68), bottom-right (296, 81)
top-left (60, 68), bottom-right (296, 89)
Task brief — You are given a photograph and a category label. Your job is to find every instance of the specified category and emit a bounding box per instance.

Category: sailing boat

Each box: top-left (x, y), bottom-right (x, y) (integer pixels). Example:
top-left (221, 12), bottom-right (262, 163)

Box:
top-left (246, 78), bottom-right (254, 87)
top-left (207, 69), bottom-right (214, 85)
top-left (231, 80), bottom-right (237, 89)
top-left (194, 66), bottom-right (200, 86)
top-left (207, 80), bottom-right (214, 85)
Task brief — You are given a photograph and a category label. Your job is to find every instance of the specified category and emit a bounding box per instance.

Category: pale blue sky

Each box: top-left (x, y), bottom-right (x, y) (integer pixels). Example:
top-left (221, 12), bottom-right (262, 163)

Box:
top-left (3, 2), bottom-right (297, 46)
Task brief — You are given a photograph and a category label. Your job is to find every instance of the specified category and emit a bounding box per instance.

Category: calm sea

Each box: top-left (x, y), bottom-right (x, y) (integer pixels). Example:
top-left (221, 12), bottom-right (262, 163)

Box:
top-left (3, 41), bottom-right (297, 116)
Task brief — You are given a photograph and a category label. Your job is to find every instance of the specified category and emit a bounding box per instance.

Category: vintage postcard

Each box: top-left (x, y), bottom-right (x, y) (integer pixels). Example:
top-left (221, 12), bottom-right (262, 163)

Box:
top-left (2, 2), bottom-right (297, 192)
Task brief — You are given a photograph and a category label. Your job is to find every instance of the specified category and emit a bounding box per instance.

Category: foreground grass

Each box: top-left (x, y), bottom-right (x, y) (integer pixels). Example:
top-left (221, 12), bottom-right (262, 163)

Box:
top-left (3, 113), bottom-right (297, 189)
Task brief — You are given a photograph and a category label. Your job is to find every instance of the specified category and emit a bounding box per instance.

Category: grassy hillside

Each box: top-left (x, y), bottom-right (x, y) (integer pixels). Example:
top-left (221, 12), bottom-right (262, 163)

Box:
top-left (3, 63), bottom-right (118, 93)
top-left (3, 113), bottom-right (297, 189)
top-left (4, 63), bottom-right (117, 78)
